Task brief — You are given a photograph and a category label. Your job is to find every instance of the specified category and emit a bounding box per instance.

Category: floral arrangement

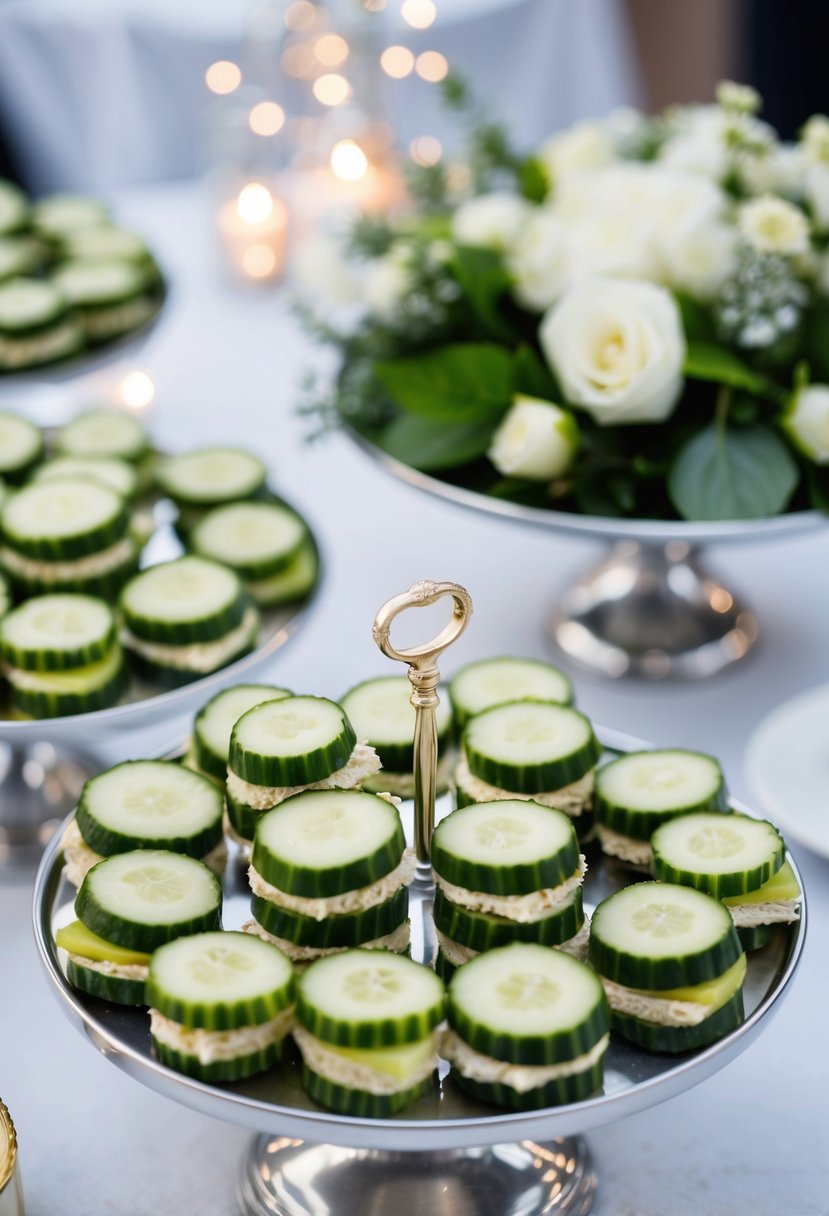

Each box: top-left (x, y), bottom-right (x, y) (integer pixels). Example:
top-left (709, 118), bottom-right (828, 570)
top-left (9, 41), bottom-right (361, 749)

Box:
top-left (301, 81), bottom-right (829, 521)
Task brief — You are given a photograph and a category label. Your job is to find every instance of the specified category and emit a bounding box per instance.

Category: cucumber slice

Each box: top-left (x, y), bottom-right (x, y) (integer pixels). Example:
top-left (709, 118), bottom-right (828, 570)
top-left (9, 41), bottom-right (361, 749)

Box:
top-left (1, 537), bottom-right (139, 601)
top-left (225, 788), bottom-right (263, 844)
top-left (33, 194), bottom-right (109, 236)
top-left (230, 695), bottom-right (356, 787)
top-left (1, 478), bottom-right (127, 560)
top-left (0, 413), bottom-right (42, 480)
top-left (146, 930), bottom-right (293, 1030)
top-left (126, 614), bottom-right (258, 688)
top-left (251, 789), bottom-right (405, 898)
top-left (75, 850), bottom-right (222, 952)
top-left (191, 502), bottom-right (308, 581)
top-left (52, 259), bottom-right (148, 307)
top-left (246, 539), bottom-right (318, 606)
top-left (66, 958), bottom-right (146, 1007)
top-left (723, 859), bottom-right (801, 906)
top-left (737, 924), bottom-right (775, 951)
top-left (340, 675), bottom-right (453, 773)
top-left (651, 812), bottom-right (784, 898)
top-left (297, 949), bottom-right (444, 1047)
top-left (436, 948), bottom-right (458, 984)
top-left (447, 943), bottom-right (609, 1066)
top-left (434, 885), bottom-right (584, 951)
top-left (76, 760), bottom-right (223, 858)
top-left (464, 702), bottom-right (600, 794)
top-left (302, 1066), bottom-right (431, 1117)
top-left (0, 593), bottom-right (115, 671)
top-left (595, 750), bottom-right (728, 840)
top-left (56, 920), bottom-right (151, 966)
top-left (0, 571), bottom-right (9, 620)
top-left (450, 657), bottom-right (573, 729)
top-left (251, 887), bottom-right (408, 948)
top-left (121, 556), bottom-right (248, 644)
top-left (61, 226), bottom-right (152, 265)
top-left (452, 1061), bottom-right (604, 1111)
top-left (6, 643), bottom-right (127, 718)
top-left (0, 181), bottom-right (29, 235)
top-left (611, 989), bottom-right (745, 1054)
top-left (0, 237), bottom-right (40, 283)
top-left (33, 456), bottom-right (138, 500)
top-left (157, 448), bottom-right (266, 508)
top-left (194, 684), bottom-right (292, 780)
top-left (431, 800), bottom-right (579, 896)
top-left (57, 408), bottom-right (148, 462)
top-left (589, 881), bottom-right (742, 989)
top-left (0, 278), bottom-right (67, 332)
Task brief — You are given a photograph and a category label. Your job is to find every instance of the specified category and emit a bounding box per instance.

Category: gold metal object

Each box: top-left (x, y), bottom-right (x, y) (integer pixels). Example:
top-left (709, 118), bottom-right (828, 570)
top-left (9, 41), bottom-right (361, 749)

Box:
top-left (372, 580), bottom-right (472, 881)
top-left (0, 1100), bottom-right (24, 1216)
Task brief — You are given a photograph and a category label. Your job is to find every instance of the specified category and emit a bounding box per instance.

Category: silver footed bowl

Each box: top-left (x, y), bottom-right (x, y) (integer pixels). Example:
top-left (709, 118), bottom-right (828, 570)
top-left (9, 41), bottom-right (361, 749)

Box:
top-left (349, 432), bottom-right (825, 681)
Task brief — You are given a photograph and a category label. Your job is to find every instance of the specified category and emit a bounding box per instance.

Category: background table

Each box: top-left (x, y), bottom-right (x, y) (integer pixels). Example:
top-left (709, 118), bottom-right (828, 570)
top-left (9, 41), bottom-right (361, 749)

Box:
top-left (2, 181), bottom-right (828, 1215)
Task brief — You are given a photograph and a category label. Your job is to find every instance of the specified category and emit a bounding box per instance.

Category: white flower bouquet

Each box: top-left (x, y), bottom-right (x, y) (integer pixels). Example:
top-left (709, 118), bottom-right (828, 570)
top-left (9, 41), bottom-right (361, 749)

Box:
top-left (302, 81), bottom-right (829, 521)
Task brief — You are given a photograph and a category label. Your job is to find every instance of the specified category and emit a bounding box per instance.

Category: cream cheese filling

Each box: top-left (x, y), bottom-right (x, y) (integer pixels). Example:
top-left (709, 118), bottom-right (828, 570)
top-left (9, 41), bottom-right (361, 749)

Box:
top-left (0, 535), bottom-right (133, 581)
top-left (122, 605), bottom-right (258, 673)
top-left (454, 756), bottom-right (594, 818)
top-left (82, 296), bottom-right (155, 339)
top-left (60, 817), bottom-right (227, 886)
top-left (149, 1006), bottom-right (294, 1065)
top-left (362, 751), bottom-right (455, 798)
top-left (67, 952), bottom-right (148, 981)
top-left (242, 917), bottom-right (410, 962)
top-left (293, 1024), bottom-right (438, 1096)
top-left (440, 1028), bottom-right (609, 1095)
top-left (226, 741), bottom-right (381, 811)
top-left (729, 898), bottom-right (800, 928)
top-left (595, 823), bottom-right (653, 868)
top-left (435, 857), bottom-right (586, 923)
top-left (601, 978), bottom-right (710, 1027)
top-left (248, 849), bottom-right (416, 920)
top-left (435, 917), bottom-right (591, 969)
top-left (0, 319), bottom-right (81, 368)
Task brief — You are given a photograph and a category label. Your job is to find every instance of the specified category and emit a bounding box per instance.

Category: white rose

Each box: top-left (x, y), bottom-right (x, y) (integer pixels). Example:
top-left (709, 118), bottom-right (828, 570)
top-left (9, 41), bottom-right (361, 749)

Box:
top-left (488, 395), bottom-right (578, 480)
top-left (506, 209), bottom-right (570, 312)
top-left (658, 220), bottom-right (738, 301)
top-left (362, 246), bottom-right (411, 318)
top-left (291, 230), bottom-right (360, 306)
top-left (783, 384), bottom-right (829, 464)
top-left (659, 130), bottom-right (729, 182)
top-left (805, 163), bottom-right (829, 232)
top-left (740, 144), bottom-right (806, 198)
top-left (567, 211), bottom-right (661, 285)
top-left (451, 192), bottom-right (529, 253)
top-left (539, 277), bottom-right (686, 426)
top-left (538, 121), bottom-right (613, 186)
top-left (739, 195), bottom-right (810, 255)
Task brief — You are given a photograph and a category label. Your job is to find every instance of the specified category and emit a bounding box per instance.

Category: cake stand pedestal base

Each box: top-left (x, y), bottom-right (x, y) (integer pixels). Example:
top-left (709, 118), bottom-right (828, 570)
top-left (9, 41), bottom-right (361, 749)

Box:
top-left (237, 1134), bottom-right (597, 1216)
top-left (550, 540), bottom-right (759, 679)
top-left (0, 740), bottom-right (97, 869)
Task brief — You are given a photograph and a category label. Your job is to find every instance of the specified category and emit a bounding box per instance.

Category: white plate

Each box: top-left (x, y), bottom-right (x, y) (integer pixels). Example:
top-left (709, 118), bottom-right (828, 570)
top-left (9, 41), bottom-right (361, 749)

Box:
top-left (745, 683), bottom-right (829, 860)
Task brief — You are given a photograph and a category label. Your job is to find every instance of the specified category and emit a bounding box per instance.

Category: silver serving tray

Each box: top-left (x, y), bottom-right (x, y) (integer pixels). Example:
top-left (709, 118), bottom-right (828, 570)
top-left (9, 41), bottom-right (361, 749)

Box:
top-left (33, 726), bottom-right (806, 1152)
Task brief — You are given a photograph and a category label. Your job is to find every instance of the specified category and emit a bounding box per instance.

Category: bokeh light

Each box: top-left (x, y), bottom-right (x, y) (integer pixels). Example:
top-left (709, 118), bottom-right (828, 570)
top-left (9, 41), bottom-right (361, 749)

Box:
top-left (237, 183), bottom-right (274, 224)
top-left (330, 140), bottom-right (369, 182)
top-left (416, 50), bottom-right (448, 82)
top-left (315, 33), bottom-right (349, 67)
top-left (242, 245), bottom-right (278, 278)
top-left (284, 1), bottom-right (317, 30)
top-left (249, 102), bottom-right (286, 136)
top-left (117, 372), bottom-right (155, 411)
top-left (205, 61), bottom-right (241, 95)
top-left (381, 45), bottom-right (415, 78)
top-left (401, 0), bottom-right (437, 29)
top-left (410, 135), bottom-right (442, 166)
top-left (313, 73), bottom-right (351, 106)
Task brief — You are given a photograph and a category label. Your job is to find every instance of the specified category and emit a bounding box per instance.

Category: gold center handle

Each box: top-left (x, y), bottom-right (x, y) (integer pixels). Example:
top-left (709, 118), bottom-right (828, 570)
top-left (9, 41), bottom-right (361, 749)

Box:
top-left (372, 580), bottom-right (473, 881)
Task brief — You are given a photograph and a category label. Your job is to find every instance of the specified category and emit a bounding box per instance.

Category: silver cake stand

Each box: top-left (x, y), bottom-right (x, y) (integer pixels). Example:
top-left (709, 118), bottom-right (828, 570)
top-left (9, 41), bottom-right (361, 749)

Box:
top-left (350, 434), bottom-right (825, 680)
top-left (32, 581), bottom-right (806, 1216)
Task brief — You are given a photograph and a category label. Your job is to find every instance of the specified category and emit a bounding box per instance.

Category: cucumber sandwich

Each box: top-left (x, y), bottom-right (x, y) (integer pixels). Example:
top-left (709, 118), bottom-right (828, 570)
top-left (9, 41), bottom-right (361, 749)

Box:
top-left (651, 811), bottom-right (801, 950)
top-left (55, 849), bottom-right (222, 1006)
top-left (0, 593), bottom-right (126, 718)
top-left (225, 694), bottom-right (380, 846)
top-left (0, 237), bottom-right (41, 283)
top-left (294, 949), bottom-right (444, 1115)
top-left (455, 700), bottom-right (601, 841)
top-left (185, 683), bottom-right (293, 781)
top-left (156, 447), bottom-right (267, 537)
top-left (589, 881), bottom-right (746, 1052)
top-left (0, 180), bottom-right (29, 237)
top-left (449, 656), bottom-right (573, 731)
top-left (340, 675), bottom-right (454, 798)
top-left (52, 259), bottom-right (156, 344)
top-left (431, 800), bottom-right (588, 982)
top-left (32, 194), bottom-right (110, 239)
top-left (119, 556), bottom-right (260, 687)
top-left (190, 500), bottom-right (318, 607)
top-left (147, 931), bottom-right (294, 1082)
top-left (0, 476), bottom-right (138, 597)
top-left (594, 749), bottom-right (728, 869)
top-left (244, 788), bottom-right (414, 962)
top-left (442, 943), bottom-right (609, 1109)
top-left (56, 407), bottom-right (149, 464)
top-left (0, 278), bottom-right (83, 371)
top-left (32, 455), bottom-right (139, 501)
top-left (59, 759), bottom-right (226, 887)
top-left (0, 412), bottom-right (42, 483)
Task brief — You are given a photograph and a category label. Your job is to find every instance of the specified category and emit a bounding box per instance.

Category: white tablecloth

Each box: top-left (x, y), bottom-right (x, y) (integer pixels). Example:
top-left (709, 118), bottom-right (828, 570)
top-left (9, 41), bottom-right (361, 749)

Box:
top-left (0, 0), bottom-right (639, 192)
top-left (2, 180), bottom-right (828, 1215)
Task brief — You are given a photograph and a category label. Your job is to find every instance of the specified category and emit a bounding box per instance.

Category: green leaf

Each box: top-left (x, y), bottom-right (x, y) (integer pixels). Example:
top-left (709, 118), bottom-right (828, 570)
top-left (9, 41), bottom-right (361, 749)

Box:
top-left (804, 300), bottom-right (829, 381)
top-left (375, 343), bottom-right (513, 423)
top-left (374, 414), bottom-right (494, 471)
top-left (512, 344), bottom-right (560, 401)
top-left (451, 245), bottom-right (515, 340)
top-left (675, 294), bottom-right (716, 343)
top-left (807, 465), bottom-right (829, 512)
top-left (668, 424), bottom-right (799, 520)
top-left (684, 341), bottom-right (780, 400)
top-left (518, 156), bottom-right (549, 203)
